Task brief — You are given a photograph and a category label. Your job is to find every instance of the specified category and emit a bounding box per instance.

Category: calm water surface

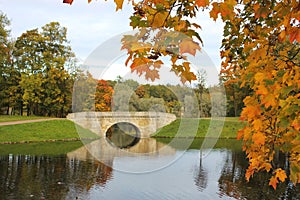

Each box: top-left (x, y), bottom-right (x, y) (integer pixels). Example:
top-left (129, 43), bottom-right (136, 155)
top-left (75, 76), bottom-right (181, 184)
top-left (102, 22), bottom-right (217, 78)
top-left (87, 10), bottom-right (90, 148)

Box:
top-left (0, 138), bottom-right (299, 200)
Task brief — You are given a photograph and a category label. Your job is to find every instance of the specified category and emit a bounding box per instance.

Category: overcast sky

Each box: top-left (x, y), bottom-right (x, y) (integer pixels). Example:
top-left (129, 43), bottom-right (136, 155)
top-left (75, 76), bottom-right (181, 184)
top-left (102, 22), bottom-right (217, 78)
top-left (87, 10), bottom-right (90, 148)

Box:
top-left (0, 0), bottom-right (224, 84)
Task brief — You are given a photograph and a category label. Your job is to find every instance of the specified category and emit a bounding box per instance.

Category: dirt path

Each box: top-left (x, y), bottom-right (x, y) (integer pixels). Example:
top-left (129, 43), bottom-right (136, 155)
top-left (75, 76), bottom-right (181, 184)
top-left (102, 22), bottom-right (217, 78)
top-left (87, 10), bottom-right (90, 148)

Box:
top-left (0, 118), bottom-right (63, 126)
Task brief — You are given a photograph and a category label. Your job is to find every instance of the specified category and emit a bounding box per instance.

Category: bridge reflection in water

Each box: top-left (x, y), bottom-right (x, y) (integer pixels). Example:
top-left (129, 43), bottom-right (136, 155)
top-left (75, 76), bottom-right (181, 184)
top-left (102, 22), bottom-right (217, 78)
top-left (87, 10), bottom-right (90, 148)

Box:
top-left (67, 136), bottom-right (176, 172)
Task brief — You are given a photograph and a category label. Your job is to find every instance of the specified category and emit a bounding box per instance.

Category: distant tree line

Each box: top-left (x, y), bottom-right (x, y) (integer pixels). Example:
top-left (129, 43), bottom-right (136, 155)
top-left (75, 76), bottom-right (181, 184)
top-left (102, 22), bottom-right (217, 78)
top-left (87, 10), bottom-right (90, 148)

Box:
top-left (75, 74), bottom-right (250, 118)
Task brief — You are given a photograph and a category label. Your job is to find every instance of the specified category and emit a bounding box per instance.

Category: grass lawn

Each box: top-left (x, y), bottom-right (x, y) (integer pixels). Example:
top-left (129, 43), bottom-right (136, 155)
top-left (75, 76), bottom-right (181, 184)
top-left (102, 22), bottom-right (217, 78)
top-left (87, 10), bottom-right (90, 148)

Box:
top-left (0, 119), bottom-right (99, 143)
top-left (153, 117), bottom-right (245, 139)
top-left (0, 115), bottom-right (49, 122)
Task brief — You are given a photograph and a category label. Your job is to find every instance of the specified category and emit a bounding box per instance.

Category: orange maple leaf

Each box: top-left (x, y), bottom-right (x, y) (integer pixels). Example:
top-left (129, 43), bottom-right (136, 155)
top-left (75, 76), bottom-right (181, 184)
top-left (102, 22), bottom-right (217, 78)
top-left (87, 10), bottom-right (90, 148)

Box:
top-left (63, 0), bottom-right (73, 5)
top-left (195, 0), bottom-right (209, 8)
top-left (179, 38), bottom-right (201, 56)
top-left (289, 27), bottom-right (300, 43)
top-left (252, 132), bottom-right (265, 145)
top-left (292, 118), bottom-right (300, 131)
top-left (210, 2), bottom-right (220, 21)
top-left (245, 167), bottom-right (254, 181)
top-left (256, 85), bottom-right (268, 95)
top-left (269, 176), bottom-right (278, 190)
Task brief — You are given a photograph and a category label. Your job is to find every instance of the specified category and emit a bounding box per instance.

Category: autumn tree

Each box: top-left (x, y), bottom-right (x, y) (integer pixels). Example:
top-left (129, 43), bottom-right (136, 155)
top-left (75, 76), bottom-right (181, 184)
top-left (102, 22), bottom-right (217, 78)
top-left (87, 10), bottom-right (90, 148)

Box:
top-left (64, 0), bottom-right (300, 188)
top-left (95, 79), bottom-right (114, 111)
top-left (13, 22), bottom-right (76, 117)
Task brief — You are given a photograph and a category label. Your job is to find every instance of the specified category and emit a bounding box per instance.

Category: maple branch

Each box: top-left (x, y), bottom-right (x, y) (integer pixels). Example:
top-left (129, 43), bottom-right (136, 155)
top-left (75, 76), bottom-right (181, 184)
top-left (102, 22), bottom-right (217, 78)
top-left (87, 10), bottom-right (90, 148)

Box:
top-left (162, 1), bottom-right (177, 27)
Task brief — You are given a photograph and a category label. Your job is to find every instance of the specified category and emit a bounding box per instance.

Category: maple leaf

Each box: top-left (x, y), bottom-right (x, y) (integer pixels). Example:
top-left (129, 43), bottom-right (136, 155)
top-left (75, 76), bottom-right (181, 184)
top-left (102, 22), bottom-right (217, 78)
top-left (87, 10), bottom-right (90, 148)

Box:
top-left (262, 94), bottom-right (277, 108)
top-left (252, 132), bottom-right (265, 145)
top-left (145, 69), bottom-right (159, 81)
top-left (275, 169), bottom-right (287, 182)
top-left (210, 2), bottom-right (220, 21)
top-left (269, 176), bottom-right (278, 190)
top-left (256, 85), bottom-right (268, 95)
top-left (179, 38), bottom-right (201, 56)
top-left (245, 167), bottom-right (254, 181)
top-left (289, 27), bottom-right (300, 43)
top-left (195, 0), bottom-right (209, 8)
top-left (263, 163), bottom-right (272, 172)
top-left (151, 11), bottom-right (168, 28)
top-left (292, 118), bottom-right (300, 131)
top-left (63, 0), bottom-right (73, 5)
top-left (114, 0), bottom-right (124, 11)
top-left (130, 57), bottom-right (150, 75)
top-left (253, 119), bottom-right (263, 131)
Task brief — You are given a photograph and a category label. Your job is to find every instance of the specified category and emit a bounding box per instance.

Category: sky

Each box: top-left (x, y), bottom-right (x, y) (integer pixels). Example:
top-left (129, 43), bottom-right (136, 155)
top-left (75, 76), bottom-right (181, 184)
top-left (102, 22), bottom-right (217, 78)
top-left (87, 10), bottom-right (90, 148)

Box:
top-left (0, 0), bottom-right (224, 85)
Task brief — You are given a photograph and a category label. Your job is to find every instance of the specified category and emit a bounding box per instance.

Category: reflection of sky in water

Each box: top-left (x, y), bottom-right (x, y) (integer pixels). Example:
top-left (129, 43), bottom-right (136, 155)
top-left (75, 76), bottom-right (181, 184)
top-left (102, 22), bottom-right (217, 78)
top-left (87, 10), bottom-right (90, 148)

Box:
top-left (87, 150), bottom-right (235, 200)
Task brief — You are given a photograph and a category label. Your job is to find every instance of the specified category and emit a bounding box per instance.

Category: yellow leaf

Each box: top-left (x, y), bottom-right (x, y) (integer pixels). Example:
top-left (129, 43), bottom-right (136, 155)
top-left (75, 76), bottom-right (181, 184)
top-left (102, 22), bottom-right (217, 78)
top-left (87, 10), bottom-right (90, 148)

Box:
top-left (275, 169), bottom-right (287, 182)
top-left (254, 72), bottom-right (265, 83)
top-left (179, 38), bottom-right (201, 56)
top-left (263, 163), bottom-right (272, 172)
top-left (278, 30), bottom-right (286, 42)
top-left (114, 0), bottom-right (124, 11)
top-left (151, 11), bottom-right (168, 28)
top-left (253, 119), bottom-right (263, 131)
top-left (256, 85), bottom-right (268, 95)
top-left (262, 93), bottom-right (277, 108)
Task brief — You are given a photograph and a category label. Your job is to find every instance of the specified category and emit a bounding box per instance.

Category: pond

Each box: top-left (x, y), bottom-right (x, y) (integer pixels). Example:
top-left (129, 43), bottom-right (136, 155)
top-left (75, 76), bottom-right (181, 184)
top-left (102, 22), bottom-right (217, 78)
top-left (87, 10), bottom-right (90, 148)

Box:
top-left (0, 138), bottom-right (299, 200)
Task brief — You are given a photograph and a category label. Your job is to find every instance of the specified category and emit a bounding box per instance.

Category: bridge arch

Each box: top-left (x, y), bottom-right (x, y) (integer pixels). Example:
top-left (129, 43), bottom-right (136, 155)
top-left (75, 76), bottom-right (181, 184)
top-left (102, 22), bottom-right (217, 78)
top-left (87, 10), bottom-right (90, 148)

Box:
top-left (105, 122), bottom-right (141, 149)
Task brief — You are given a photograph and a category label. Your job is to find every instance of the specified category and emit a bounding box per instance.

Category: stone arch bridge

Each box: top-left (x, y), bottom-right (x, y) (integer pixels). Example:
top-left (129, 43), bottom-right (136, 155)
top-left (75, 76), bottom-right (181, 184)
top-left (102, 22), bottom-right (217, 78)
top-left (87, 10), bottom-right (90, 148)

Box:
top-left (67, 112), bottom-right (176, 138)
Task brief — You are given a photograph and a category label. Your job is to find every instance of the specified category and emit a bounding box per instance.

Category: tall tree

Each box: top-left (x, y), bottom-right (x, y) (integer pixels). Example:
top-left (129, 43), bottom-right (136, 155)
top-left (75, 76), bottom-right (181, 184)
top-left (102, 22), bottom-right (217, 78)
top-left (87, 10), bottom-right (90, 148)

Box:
top-left (14, 29), bottom-right (44, 116)
top-left (0, 12), bottom-right (13, 114)
top-left (40, 22), bottom-right (75, 117)
top-left (13, 22), bottom-right (76, 117)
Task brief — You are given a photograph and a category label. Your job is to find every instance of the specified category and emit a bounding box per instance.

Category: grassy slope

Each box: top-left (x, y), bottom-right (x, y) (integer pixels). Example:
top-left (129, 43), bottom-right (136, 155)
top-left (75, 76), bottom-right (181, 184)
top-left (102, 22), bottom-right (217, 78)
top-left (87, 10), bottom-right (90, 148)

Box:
top-left (0, 115), bottom-right (49, 122)
top-left (153, 117), bottom-right (245, 138)
top-left (0, 119), bottom-right (99, 143)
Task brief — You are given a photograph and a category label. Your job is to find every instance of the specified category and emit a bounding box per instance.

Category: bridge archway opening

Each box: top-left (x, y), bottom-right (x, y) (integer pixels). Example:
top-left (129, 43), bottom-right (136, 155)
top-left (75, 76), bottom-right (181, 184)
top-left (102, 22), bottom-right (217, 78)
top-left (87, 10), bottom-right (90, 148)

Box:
top-left (105, 122), bottom-right (140, 149)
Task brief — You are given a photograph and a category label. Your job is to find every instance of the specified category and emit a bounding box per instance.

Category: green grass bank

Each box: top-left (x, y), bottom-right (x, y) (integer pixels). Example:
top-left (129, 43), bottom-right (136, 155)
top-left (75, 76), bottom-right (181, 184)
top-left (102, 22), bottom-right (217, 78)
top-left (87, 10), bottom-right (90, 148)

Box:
top-left (153, 117), bottom-right (244, 139)
top-left (0, 115), bottom-right (49, 122)
top-left (0, 119), bottom-right (99, 144)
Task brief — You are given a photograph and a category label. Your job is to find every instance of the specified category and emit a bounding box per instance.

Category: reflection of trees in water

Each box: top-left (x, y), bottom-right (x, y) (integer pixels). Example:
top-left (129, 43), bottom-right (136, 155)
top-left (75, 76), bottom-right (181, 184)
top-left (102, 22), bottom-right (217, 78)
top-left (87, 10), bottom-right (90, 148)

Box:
top-left (218, 150), bottom-right (300, 200)
top-left (0, 155), bottom-right (112, 199)
top-left (194, 150), bottom-right (208, 191)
